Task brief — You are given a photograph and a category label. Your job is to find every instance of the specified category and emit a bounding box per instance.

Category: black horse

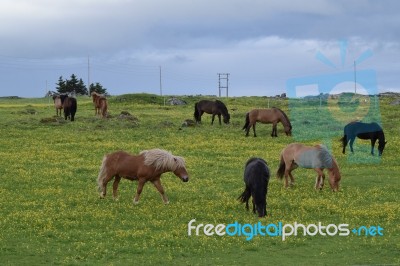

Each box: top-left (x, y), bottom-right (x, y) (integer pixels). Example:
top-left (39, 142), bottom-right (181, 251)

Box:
top-left (341, 122), bottom-right (386, 156)
top-left (238, 158), bottom-right (270, 217)
top-left (60, 94), bottom-right (77, 121)
top-left (194, 100), bottom-right (230, 125)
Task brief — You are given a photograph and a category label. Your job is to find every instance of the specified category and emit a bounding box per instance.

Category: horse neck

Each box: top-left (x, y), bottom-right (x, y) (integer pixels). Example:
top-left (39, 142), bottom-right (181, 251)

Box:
top-left (329, 159), bottom-right (341, 180)
top-left (276, 109), bottom-right (290, 128)
top-left (378, 130), bottom-right (385, 143)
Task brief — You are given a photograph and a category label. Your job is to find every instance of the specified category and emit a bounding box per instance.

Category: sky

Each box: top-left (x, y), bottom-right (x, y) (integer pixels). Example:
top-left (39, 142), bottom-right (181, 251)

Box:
top-left (0, 0), bottom-right (399, 97)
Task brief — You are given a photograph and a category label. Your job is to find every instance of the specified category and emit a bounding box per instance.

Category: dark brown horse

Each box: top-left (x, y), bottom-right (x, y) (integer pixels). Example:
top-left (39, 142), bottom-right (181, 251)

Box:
top-left (341, 121), bottom-right (386, 156)
top-left (52, 95), bottom-right (63, 116)
top-left (97, 149), bottom-right (189, 204)
top-left (60, 94), bottom-right (77, 121)
top-left (91, 92), bottom-right (108, 118)
top-left (238, 157), bottom-right (270, 217)
top-left (242, 108), bottom-right (292, 137)
top-left (276, 143), bottom-right (341, 191)
top-left (194, 100), bottom-right (230, 125)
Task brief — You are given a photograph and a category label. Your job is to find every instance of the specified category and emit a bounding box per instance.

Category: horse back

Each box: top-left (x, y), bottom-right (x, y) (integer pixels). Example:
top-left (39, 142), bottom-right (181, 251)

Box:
top-left (106, 151), bottom-right (155, 180)
top-left (344, 122), bottom-right (382, 136)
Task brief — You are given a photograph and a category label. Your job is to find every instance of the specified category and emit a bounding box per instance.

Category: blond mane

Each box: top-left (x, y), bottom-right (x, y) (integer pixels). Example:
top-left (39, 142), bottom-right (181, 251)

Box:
top-left (140, 149), bottom-right (185, 171)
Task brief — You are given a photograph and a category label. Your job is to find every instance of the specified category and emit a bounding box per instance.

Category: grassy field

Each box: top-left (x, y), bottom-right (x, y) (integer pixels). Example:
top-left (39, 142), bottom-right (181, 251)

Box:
top-left (0, 94), bottom-right (399, 265)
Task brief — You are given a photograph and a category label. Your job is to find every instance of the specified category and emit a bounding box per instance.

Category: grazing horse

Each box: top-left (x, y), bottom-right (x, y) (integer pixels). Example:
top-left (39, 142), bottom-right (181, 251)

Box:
top-left (242, 107), bottom-right (292, 137)
top-left (341, 121), bottom-right (386, 156)
top-left (52, 95), bottom-right (63, 116)
top-left (97, 149), bottom-right (189, 204)
top-left (194, 100), bottom-right (230, 125)
top-left (238, 158), bottom-right (270, 217)
top-left (60, 94), bottom-right (77, 121)
top-left (277, 143), bottom-right (341, 191)
top-left (91, 92), bottom-right (108, 118)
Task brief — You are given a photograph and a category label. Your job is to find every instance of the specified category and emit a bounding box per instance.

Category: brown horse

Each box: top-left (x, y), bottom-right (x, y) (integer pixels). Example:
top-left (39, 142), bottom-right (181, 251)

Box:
top-left (276, 143), bottom-right (341, 191)
top-left (91, 92), bottom-right (108, 118)
top-left (242, 108), bottom-right (292, 137)
top-left (194, 100), bottom-right (230, 125)
top-left (97, 149), bottom-right (189, 204)
top-left (52, 95), bottom-right (63, 116)
top-left (60, 94), bottom-right (77, 121)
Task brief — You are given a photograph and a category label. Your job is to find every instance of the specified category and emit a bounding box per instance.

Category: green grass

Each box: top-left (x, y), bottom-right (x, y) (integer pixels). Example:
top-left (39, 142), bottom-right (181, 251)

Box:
top-left (0, 95), bottom-right (399, 265)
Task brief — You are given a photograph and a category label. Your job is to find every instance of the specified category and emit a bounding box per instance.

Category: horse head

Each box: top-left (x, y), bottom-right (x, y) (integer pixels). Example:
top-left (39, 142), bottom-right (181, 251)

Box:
top-left (378, 140), bottom-right (387, 156)
top-left (173, 158), bottom-right (189, 182)
top-left (284, 125), bottom-right (292, 136)
top-left (223, 113), bottom-right (230, 124)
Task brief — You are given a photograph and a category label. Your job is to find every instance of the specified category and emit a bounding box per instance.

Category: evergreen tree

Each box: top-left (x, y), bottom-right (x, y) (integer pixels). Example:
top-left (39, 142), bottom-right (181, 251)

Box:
top-left (65, 74), bottom-right (79, 94)
top-left (89, 82), bottom-right (108, 95)
top-left (77, 78), bottom-right (88, 95)
top-left (55, 76), bottom-right (67, 94)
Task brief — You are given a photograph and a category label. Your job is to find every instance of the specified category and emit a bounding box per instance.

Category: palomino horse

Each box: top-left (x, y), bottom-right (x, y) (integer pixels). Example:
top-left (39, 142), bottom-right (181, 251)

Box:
top-left (238, 157), bottom-right (270, 217)
top-left (60, 94), bottom-right (77, 121)
top-left (194, 100), bottom-right (230, 125)
top-left (277, 143), bottom-right (341, 191)
top-left (242, 108), bottom-right (292, 137)
top-left (97, 149), bottom-right (189, 204)
top-left (52, 95), bottom-right (63, 116)
top-left (341, 121), bottom-right (386, 156)
top-left (91, 92), bottom-right (108, 118)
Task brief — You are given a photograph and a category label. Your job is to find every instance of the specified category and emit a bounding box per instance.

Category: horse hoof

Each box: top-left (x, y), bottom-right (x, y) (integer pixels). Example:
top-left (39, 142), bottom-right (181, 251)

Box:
top-left (133, 200), bottom-right (140, 205)
top-left (164, 201), bottom-right (170, 205)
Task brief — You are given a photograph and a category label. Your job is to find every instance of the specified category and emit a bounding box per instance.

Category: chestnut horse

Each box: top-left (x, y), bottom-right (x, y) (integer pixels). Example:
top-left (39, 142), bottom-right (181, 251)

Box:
top-left (97, 149), bottom-right (189, 204)
top-left (277, 143), bottom-right (341, 191)
top-left (52, 95), bottom-right (63, 116)
top-left (91, 92), bottom-right (108, 118)
top-left (242, 108), bottom-right (292, 137)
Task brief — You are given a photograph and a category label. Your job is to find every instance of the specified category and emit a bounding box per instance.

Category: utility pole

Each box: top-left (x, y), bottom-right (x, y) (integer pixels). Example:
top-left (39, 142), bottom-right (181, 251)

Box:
top-left (354, 60), bottom-right (357, 94)
top-left (159, 66), bottom-right (163, 96)
top-left (88, 55), bottom-right (90, 95)
top-left (218, 73), bottom-right (230, 97)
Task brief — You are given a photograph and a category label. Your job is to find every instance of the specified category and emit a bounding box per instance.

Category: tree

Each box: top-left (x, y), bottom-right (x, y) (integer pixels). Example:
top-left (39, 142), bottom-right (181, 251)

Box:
top-left (55, 76), bottom-right (67, 94)
top-left (56, 74), bottom-right (105, 95)
top-left (76, 78), bottom-right (88, 95)
top-left (89, 82), bottom-right (108, 95)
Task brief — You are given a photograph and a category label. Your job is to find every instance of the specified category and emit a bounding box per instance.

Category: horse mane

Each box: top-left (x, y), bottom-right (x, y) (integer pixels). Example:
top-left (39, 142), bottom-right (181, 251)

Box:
top-left (272, 107), bottom-right (292, 129)
top-left (140, 149), bottom-right (185, 171)
top-left (215, 100), bottom-right (229, 114)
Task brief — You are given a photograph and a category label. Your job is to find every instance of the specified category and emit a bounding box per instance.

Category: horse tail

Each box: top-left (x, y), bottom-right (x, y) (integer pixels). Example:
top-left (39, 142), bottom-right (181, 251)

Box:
top-left (97, 155), bottom-right (108, 192)
top-left (276, 153), bottom-right (286, 180)
top-left (340, 135), bottom-right (347, 147)
top-left (242, 112), bottom-right (250, 130)
top-left (237, 186), bottom-right (251, 203)
top-left (100, 99), bottom-right (107, 118)
top-left (194, 102), bottom-right (200, 121)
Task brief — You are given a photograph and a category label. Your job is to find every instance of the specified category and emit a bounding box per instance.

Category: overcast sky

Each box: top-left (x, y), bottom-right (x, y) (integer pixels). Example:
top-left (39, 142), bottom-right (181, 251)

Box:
top-left (0, 0), bottom-right (399, 97)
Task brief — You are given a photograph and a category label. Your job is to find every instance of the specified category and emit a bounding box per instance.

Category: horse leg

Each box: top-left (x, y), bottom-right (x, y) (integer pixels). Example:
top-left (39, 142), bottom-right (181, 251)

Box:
top-left (152, 178), bottom-right (169, 204)
top-left (252, 124), bottom-right (257, 137)
top-left (218, 114), bottom-right (222, 125)
top-left (349, 136), bottom-right (355, 153)
top-left (133, 178), bottom-right (147, 204)
top-left (252, 198), bottom-right (256, 214)
top-left (271, 123), bottom-right (277, 137)
top-left (211, 114), bottom-right (215, 125)
top-left (371, 138), bottom-right (377, 155)
top-left (314, 169), bottom-right (325, 190)
top-left (100, 174), bottom-right (114, 198)
top-left (112, 175), bottom-right (121, 200)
